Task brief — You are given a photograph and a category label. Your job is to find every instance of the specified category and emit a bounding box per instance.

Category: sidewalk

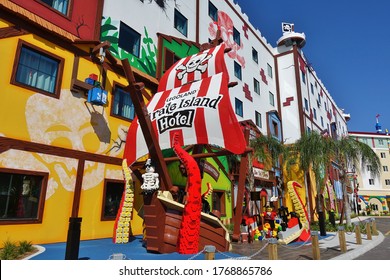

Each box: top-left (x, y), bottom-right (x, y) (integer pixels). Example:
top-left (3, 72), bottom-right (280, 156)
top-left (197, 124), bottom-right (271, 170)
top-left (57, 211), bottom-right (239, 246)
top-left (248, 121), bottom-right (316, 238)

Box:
top-left (230, 226), bottom-right (384, 260)
top-left (27, 217), bottom-right (384, 260)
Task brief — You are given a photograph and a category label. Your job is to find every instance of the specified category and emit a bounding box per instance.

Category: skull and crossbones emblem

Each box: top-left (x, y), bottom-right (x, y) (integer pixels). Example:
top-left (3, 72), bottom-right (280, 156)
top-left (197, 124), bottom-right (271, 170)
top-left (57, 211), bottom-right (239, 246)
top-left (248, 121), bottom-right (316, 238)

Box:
top-left (176, 52), bottom-right (213, 80)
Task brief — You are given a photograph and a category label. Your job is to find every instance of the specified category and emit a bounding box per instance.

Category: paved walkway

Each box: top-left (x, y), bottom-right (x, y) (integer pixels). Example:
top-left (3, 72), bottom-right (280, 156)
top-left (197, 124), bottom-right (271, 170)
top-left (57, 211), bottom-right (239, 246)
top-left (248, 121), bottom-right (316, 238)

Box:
top-left (27, 217), bottom-right (384, 260)
top-left (230, 227), bottom-right (384, 260)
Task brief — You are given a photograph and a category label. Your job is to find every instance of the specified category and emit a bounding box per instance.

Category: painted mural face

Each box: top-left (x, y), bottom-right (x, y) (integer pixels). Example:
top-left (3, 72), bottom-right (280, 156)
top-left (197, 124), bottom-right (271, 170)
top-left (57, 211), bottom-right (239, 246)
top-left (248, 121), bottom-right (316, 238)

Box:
top-left (0, 90), bottom-right (126, 199)
top-left (208, 11), bottom-right (246, 68)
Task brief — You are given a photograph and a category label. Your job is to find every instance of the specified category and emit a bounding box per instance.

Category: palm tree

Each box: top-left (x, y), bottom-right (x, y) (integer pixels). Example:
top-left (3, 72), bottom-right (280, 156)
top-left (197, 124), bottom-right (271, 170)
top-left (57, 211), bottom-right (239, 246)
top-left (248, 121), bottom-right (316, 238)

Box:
top-left (250, 134), bottom-right (287, 203)
top-left (335, 136), bottom-right (381, 226)
top-left (286, 131), bottom-right (334, 236)
top-left (250, 134), bottom-right (287, 172)
top-left (286, 131), bottom-right (381, 235)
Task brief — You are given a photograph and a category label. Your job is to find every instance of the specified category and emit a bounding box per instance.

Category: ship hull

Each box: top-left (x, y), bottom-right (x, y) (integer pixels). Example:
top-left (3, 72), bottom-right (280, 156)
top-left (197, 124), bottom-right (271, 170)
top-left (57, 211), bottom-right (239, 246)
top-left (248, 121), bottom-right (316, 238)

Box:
top-left (143, 191), bottom-right (231, 254)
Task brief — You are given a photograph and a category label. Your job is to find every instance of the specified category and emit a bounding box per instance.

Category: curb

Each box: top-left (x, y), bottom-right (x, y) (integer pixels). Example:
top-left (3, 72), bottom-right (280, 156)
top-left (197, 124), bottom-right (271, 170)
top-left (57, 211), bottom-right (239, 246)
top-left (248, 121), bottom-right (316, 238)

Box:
top-left (23, 245), bottom-right (46, 260)
top-left (330, 232), bottom-right (385, 260)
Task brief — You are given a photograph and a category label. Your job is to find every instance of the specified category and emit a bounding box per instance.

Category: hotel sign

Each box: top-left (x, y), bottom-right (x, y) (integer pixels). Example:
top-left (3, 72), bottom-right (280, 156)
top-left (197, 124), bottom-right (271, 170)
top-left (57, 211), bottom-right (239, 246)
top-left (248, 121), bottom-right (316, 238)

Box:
top-left (253, 167), bottom-right (269, 180)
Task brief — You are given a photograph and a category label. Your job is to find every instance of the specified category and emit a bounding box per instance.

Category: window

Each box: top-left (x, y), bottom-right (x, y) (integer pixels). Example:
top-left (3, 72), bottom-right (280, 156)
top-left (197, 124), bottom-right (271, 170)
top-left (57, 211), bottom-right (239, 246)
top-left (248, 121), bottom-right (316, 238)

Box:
top-left (12, 41), bottom-right (63, 96)
top-left (368, 179), bottom-right (374, 185)
top-left (252, 48), bottom-right (258, 64)
top-left (119, 22), bottom-right (141, 57)
top-left (313, 108), bottom-right (317, 120)
top-left (253, 78), bottom-right (260, 94)
top-left (301, 71), bottom-right (306, 84)
top-left (378, 139), bottom-right (384, 145)
top-left (208, 1), bottom-right (218, 22)
top-left (163, 48), bottom-right (180, 73)
top-left (267, 63), bottom-right (273, 78)
top-left (0, 169), bottom-right (47, 224)
top-left (212, 191), bottom-right (226, 216)
top-left (40, 0), bottom-right (69, 15)
top-left (304, 98), bottom-right (308, 111)
top-left (385, 179), bottom-right (390, 185)
top-left (381, 152), bottom-right (386, 158)
top-left (235, 98), bottom-right (243, 117)
top-left (112, 85), bottom-right (135, 120)
top-left (102, 180), bottom-right (125, 220)
top-left (174, 9), bottom-right (188, 37)
top-left (367, 165), bottom-right (373, 171)
top-left (233, 27), bottom-right (240, 45)
top-left (269, 92), bottom-right (274, 106)
top-left (321, 116), bottom-right (324, 127)
top-left (272, 120), bottom-right (279, 137)
top-left (310, 83), bottom-right (314, 94)
top-left (383, 166), bottom-right (388, 172)
top-left (234, 61), bottom-right (242, 80)
top-left (255, 111), bottom-right (262, 128)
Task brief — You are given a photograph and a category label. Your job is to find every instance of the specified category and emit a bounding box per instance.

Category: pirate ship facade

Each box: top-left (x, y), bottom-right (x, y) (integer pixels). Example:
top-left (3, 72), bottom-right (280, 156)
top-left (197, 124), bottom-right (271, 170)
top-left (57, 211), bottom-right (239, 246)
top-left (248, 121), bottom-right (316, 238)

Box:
top-left (116, 41), bottom-right (250, 253)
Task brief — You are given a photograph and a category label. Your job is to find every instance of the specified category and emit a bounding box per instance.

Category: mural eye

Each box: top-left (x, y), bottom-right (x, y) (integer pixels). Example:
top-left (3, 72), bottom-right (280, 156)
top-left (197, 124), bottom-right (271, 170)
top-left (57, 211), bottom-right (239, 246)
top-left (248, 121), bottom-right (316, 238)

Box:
top-left (82, 132), bottom-right (101, 153)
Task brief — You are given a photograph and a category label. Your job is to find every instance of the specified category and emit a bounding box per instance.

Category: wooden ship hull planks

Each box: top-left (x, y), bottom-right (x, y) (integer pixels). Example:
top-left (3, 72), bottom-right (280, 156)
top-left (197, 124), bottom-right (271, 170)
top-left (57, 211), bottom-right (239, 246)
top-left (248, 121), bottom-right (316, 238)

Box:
top-left (143, 191), bottom-right (231, 254)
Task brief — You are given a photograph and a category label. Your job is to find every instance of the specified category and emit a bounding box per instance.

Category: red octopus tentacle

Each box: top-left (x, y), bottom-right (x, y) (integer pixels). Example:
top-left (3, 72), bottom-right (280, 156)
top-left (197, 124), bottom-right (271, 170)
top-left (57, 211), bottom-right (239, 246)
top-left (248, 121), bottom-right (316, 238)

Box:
top-left (172, 132), bottom-right (202, 254)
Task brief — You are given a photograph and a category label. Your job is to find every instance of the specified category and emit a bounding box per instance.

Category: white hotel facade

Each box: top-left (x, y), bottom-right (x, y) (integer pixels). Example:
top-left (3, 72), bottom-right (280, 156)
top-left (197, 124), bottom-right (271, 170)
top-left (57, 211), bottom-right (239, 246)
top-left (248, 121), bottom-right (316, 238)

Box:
top-left (102, 0), bottom-right (349, 200)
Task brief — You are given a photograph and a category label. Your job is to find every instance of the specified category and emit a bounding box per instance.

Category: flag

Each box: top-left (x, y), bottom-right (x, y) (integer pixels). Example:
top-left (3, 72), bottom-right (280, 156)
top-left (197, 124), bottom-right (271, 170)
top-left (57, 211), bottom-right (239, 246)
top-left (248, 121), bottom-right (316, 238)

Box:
top-left (282, 22), bottom-right (294, 33)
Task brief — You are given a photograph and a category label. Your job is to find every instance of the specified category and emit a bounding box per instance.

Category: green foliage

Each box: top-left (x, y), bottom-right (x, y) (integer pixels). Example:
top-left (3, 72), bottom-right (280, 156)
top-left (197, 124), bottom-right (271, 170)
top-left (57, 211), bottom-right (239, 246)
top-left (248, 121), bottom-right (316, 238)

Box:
top-left (100, 18), bottom-right (157, 76)
top-left (0, 240), bottom-right (35, 260)
top-left (224, 223), bottom-right (235, 234)
top-left (18, 240), bottom-right (33, 255)
top-left (287, 131), bottom-right (335, 192)
top-left (0, 240), bottom-right (18, 260)
top-left (250, 134), bottom-right (286, 170)
top-left (310, 220), bottom-right (338, 232)
top-left (136, 27), bottom-right (157, 76)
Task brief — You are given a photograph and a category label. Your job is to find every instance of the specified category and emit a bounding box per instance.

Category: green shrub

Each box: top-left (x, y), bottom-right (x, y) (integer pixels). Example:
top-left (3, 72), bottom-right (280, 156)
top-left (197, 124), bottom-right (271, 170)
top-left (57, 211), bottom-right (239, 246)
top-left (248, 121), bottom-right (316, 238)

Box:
top-left (0, 240), bottom-right (35, 260)
top-left (0, 240), bottom-right (18, 260)
top-left (310, 220), bottom-right (338, 232)
top-left (18, 240), bottom-right (33, 255)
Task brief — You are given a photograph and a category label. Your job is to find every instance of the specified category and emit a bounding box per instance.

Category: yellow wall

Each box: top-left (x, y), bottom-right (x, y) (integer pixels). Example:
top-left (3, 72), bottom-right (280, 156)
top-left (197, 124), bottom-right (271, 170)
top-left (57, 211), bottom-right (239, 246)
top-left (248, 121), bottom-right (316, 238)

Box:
top-left (0, 23), bottom-right (145, 245)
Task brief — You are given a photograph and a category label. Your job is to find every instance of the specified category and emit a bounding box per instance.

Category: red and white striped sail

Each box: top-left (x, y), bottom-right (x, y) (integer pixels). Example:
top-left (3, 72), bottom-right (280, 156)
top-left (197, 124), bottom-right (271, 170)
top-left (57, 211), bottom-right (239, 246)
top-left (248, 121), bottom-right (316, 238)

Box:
top-left (157, 43), bottom-right (229, 92)
top-left (123, 44), bottom-right (246, 166)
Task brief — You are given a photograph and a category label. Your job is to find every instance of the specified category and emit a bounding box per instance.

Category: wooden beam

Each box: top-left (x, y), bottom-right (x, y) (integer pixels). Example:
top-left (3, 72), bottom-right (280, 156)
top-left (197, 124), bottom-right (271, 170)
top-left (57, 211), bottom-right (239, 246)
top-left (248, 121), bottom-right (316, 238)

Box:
top-left (121, 59), bottom-right (172, 191)
top-left (91, 41), bottom-right (110, 54)
top-left (232, 128), bottom-right (250, 242)
top-left (204, 145), bottom-right (230, 179)
top-left (0, 136), bottom-right (122, 165)
top-left (0, 26), bottom-right (28, 39)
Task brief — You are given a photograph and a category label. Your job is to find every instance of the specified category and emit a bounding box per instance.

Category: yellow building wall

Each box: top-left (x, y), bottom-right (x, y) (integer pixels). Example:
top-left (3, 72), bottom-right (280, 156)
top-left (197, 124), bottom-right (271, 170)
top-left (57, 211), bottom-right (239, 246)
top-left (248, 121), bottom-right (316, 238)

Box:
top-left (0, 22), bottom-right (145, 244)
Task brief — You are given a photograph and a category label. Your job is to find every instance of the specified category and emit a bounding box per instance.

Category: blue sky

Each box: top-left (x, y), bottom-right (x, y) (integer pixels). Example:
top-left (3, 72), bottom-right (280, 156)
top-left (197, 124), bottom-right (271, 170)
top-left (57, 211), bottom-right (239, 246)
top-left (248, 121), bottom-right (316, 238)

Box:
top-left (236, 0), bottom-right (390, 133)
